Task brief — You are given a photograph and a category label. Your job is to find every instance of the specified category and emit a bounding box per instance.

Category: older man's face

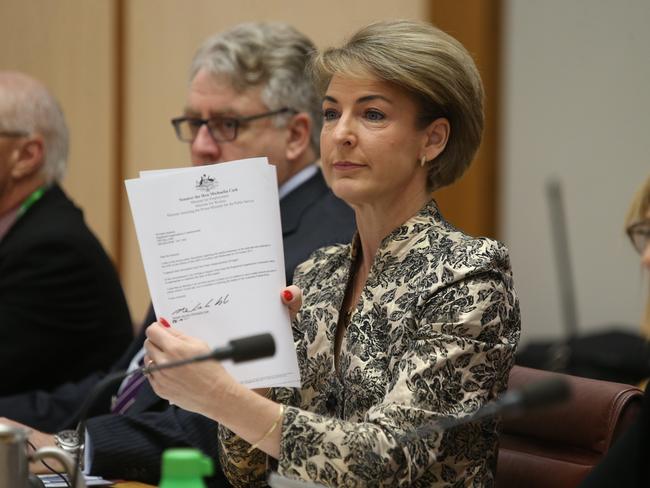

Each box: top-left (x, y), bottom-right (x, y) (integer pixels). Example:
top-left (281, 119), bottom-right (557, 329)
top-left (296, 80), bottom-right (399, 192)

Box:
top-left (183, 69), bottom-right (292, 185)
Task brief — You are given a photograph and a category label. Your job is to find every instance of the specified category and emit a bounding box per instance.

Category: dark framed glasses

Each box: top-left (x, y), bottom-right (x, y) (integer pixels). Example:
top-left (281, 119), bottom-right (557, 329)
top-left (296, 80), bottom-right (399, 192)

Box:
top-left (171, 107), bottom-right (296, 143)
top-left (626, 220), bottom-right (650, 254)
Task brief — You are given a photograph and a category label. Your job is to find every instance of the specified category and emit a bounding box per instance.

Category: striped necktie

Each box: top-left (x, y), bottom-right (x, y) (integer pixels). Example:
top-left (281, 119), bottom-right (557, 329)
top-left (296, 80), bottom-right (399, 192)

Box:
top-left (111, 353), bottom-right (147, 414)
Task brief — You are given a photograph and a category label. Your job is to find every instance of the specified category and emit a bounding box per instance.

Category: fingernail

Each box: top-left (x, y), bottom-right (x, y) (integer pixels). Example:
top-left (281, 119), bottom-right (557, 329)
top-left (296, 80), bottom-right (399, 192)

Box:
top-left (160, 317), bottom-right (171, 328)
top-left (283, 290), bottom-right (293, 301)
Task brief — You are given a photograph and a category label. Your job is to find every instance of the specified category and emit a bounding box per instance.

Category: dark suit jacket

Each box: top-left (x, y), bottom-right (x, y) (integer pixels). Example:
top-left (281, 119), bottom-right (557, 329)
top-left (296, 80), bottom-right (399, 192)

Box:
top-left (0, 170), bottom-right (355, 487)
top-left (280, 169), bottom-right (355, 284)
top-left (0, 184), bottom-right (132, 396)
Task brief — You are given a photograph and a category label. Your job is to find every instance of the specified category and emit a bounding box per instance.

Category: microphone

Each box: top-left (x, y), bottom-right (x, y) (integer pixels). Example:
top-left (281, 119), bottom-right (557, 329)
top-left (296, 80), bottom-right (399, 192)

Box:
top-left (499, 375), bottom-right (572, 412)
top-left (141, 333), bottom-right (276, 374)
top-left (70, 332), bottom-right (276, 488)
top-left (408, 376), bottom-right (571, 439)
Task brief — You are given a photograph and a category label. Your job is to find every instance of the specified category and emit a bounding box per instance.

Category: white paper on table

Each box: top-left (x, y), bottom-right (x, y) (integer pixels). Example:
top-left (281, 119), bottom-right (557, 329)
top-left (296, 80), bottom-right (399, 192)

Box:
top-left (125, 157), bottom-right (300, 388)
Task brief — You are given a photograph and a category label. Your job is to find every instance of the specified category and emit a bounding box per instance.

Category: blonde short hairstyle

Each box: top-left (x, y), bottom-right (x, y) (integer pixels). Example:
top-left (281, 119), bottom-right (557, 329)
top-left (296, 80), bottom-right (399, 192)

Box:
top-left (309, 19), bottom-right (484, 191)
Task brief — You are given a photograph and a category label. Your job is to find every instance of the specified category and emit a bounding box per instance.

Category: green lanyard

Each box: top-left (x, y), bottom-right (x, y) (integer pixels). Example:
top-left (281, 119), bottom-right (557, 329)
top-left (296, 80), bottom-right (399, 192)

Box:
top-left (17, 186), bottom-right (46, 218)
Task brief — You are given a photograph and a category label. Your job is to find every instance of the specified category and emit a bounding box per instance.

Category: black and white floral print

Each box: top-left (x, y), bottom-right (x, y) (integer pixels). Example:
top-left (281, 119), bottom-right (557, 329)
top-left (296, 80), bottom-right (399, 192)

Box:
top-left (219, 200), bottom-right (521, 487)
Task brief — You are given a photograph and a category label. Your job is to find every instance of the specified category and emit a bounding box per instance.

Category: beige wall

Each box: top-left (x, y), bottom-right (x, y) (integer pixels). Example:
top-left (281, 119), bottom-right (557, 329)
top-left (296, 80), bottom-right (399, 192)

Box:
top-left (0, 0), bottom-right (117, 256)
top-left (502, 0), bottom-right (650, 342)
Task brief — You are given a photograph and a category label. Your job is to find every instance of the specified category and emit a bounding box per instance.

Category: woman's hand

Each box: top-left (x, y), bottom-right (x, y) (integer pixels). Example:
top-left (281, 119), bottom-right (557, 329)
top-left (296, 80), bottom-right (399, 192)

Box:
top-left (144, 322), bottom-right (285, 459)
top-left (281, 285), bottom-right (302, 321)
top-left (144, 322), bottom-right (237, 417)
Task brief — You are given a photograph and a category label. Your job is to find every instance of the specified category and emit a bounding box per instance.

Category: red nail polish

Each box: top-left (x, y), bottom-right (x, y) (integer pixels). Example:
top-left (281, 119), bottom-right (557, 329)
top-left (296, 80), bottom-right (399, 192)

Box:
top-left (160, 317), bottom-right (171, 328)
top-left (283, 290), bottom-right (293, 301)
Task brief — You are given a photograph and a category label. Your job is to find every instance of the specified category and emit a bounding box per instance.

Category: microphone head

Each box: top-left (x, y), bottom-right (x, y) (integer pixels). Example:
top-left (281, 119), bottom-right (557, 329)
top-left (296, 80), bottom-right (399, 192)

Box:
top-left (229, 333), bottom-right (276, 363)
top-left (519, 376), bottom-right (572, 410)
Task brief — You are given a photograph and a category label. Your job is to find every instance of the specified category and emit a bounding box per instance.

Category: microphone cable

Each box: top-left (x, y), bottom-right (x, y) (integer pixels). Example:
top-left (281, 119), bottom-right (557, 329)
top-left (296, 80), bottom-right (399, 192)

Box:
top-left (27, 439), bottom-right (70, 488)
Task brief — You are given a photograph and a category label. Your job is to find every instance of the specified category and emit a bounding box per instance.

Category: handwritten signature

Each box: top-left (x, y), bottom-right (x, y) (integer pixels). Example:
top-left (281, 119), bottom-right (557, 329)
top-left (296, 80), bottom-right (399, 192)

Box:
top-left (171, 294), bottom-right (231, 317)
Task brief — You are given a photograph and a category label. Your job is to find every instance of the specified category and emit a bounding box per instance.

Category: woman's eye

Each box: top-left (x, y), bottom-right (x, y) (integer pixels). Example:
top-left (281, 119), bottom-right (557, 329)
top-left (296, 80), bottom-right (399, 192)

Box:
top-left (365, 109), bottom-right (385, 121)
top-left (322, 108), bottom-right (338, 121)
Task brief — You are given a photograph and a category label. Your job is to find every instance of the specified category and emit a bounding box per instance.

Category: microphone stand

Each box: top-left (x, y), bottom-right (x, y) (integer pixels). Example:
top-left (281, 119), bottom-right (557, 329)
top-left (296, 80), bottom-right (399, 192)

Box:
top-left (404, 376), bottom-right (572, 443)
top-left (70, 370), bottom-right (129, 488)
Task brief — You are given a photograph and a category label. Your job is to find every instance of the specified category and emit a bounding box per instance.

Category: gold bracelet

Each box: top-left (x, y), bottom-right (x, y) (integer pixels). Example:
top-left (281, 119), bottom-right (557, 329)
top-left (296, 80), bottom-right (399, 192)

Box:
top-left (247, 404), bottom-right (285, 453)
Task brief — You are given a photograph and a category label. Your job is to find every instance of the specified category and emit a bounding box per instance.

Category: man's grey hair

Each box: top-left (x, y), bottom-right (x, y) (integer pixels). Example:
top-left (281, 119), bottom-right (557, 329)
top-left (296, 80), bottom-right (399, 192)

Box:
top-left (190, 22), bottom-right (321, 154)
top-left (0, 71), bottom-right (69, 183)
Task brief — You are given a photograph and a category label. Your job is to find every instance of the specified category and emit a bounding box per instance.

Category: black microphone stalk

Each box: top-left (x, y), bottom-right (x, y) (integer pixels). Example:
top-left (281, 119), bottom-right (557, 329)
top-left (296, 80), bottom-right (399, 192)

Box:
top-left (140, 332), bottom-right (276, 375)
top-left (406, 376), bottom-right (571, 440)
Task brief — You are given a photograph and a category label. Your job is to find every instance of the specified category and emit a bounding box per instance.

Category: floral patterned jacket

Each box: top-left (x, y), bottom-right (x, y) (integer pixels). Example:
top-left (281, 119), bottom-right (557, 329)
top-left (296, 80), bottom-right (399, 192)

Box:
top-left (219, 200), bottom-right (521, 487)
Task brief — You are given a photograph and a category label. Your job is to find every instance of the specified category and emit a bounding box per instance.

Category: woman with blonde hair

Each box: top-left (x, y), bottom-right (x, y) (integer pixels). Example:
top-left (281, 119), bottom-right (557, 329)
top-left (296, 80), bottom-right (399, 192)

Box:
top-left (144, 20), bottom-right (520, 487)
top-left (579, 175), bottom-right (650, 488)
top-left (624, 175), bottom-right (650, 336)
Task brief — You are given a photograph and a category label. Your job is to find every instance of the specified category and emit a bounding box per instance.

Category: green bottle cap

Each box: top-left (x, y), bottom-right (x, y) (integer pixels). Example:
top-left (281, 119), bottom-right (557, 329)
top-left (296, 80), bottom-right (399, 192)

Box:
top-left (159, 448), bottom-right (213, 488)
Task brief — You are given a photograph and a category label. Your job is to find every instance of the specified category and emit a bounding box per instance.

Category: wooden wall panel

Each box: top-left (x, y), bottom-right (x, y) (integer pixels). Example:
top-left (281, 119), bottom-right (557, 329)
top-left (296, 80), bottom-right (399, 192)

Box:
top-left (429, 0), bottom-right (501, 238)
top-left (0, 0), bottom-right (117, 257)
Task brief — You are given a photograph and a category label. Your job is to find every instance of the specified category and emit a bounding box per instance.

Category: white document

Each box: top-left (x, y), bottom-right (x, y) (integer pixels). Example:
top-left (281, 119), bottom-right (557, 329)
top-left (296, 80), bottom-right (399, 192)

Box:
top-left (125, 157), bottom-right (300, 388)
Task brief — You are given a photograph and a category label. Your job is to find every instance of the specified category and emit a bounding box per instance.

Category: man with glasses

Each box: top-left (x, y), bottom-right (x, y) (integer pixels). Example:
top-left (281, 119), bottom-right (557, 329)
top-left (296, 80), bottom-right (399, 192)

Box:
top-left (0, 23), bottom-right (354, 487)
top-left (0, 71), bottom-right (132, 395)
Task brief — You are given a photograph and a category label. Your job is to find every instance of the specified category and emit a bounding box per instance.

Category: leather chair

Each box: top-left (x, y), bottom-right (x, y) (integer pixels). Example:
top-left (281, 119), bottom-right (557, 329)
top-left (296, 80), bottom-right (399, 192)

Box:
top-left (496, 365), bottom-right (643, 488)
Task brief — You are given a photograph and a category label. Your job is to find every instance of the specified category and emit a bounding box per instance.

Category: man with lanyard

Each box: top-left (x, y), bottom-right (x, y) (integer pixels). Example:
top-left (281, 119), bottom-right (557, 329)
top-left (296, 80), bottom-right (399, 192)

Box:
top-left (0, 71), bottom-right (132, 396)
top-left (0, 23), bottom-right (355, 487)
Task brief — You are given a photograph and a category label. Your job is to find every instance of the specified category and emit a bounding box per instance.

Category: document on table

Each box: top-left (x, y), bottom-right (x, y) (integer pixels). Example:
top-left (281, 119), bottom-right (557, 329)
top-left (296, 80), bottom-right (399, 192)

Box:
top-left (125, 157), bottom-right (300, 388)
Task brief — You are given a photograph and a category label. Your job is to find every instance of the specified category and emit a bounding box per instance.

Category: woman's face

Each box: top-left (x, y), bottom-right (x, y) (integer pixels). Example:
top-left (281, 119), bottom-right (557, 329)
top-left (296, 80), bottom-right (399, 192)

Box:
top-left (319, 74), bottom-right (446, 209)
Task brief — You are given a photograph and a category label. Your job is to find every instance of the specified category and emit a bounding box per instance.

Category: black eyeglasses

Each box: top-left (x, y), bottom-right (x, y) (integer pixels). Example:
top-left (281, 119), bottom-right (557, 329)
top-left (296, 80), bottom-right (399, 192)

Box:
top-left (0, 130), bottom-right (29, 137)
top-left (626, 220), bottom-right (650, 254)
top-left (171, 107), bottom-right (296, 143)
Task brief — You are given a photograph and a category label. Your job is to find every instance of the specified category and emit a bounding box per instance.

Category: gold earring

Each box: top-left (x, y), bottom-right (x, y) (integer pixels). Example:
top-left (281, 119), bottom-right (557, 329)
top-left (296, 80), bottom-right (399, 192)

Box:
top-left (420, 156), bottom-right (427, 167)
